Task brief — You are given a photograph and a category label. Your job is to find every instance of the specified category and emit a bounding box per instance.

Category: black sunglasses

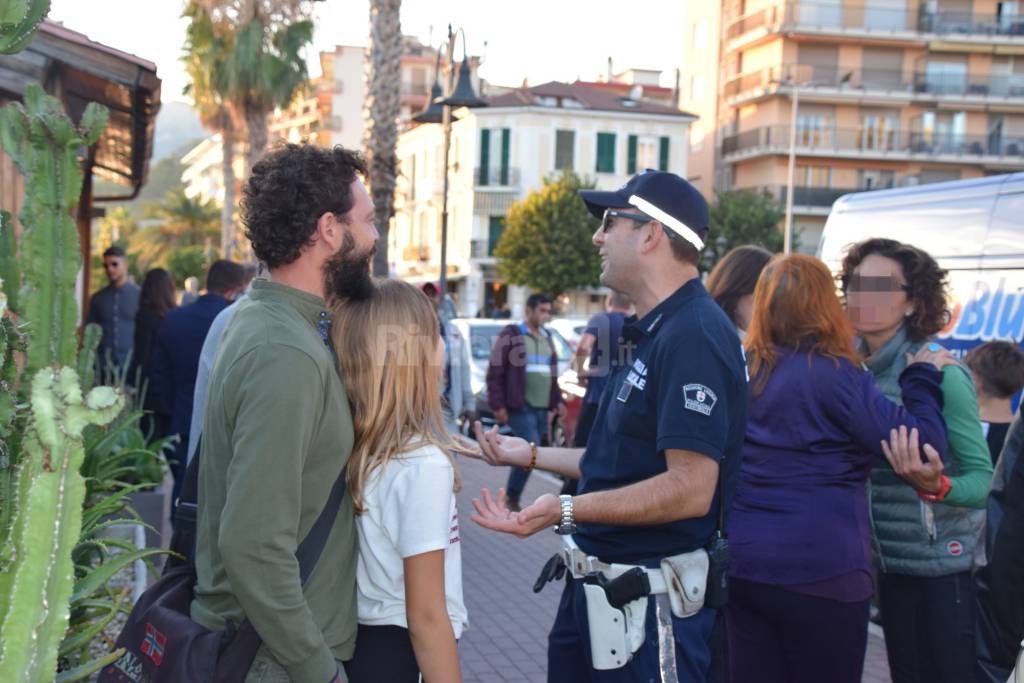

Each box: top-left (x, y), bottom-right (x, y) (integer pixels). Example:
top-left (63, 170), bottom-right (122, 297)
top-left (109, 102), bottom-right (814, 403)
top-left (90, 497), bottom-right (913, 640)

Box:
top-left (601, 209), bottom-right (652, 232)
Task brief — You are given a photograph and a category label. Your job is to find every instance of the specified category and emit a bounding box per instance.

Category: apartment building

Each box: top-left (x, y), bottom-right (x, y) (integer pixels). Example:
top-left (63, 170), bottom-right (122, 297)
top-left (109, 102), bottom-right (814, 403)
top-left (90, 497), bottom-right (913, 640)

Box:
top-left (682, 0), bottom-right (1024, 249)
top-left (268, 37), bottom-right (482, 150)
top-left (391, 80), bottom-right (694, 317)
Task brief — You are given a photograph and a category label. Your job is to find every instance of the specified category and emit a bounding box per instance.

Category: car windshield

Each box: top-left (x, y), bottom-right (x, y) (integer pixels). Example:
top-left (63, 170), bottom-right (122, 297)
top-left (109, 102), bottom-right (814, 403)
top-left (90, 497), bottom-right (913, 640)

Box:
top-left (468, 324), bottom-right (572, 363)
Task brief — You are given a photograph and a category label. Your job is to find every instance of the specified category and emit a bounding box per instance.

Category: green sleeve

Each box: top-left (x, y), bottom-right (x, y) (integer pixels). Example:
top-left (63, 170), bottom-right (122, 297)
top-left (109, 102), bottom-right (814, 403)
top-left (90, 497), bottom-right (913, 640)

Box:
top-left (217, 344), bottom-right (338, 683)
top-left (941, 365), bottom-right (994, 508)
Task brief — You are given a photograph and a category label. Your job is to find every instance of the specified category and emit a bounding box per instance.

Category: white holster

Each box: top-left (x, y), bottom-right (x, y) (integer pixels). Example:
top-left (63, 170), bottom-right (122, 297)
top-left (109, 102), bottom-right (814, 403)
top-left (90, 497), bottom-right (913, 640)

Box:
top-left (561, 537), bottom-right (709, 671)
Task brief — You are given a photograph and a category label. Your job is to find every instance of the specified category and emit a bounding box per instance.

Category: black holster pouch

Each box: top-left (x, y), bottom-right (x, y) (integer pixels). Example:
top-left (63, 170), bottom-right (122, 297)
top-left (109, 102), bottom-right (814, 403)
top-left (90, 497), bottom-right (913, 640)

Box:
top-left (533, 553), bottom-right (567, 593)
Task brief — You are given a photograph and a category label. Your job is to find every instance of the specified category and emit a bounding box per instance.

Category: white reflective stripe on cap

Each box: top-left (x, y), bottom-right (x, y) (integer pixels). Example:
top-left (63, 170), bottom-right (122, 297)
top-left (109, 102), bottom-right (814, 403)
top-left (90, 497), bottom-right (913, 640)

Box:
top-left (628, 194), bottom-right (705, 250)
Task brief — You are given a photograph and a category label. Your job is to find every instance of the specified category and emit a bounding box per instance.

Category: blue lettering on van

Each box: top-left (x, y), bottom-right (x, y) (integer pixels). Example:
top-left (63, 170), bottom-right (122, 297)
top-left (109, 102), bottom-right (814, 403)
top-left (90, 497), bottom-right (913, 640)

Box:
top-left (954, 282), bottom-right (989, 339)
top-left (952, 279), bottom-right (1024, 342)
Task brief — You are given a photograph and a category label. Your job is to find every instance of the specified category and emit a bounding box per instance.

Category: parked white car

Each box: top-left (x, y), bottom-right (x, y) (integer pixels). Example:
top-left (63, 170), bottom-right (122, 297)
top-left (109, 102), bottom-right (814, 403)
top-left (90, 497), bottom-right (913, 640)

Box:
top-left (548, 317), bottom-right (589, 350)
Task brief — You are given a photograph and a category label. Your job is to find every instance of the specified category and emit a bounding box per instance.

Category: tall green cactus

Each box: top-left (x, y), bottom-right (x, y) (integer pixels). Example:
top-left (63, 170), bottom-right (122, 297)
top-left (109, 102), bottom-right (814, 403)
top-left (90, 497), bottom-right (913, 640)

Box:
top-left (0, 367), bottom-right (122, 682)
top-left (0, 84), bottom-right (108, 380)
top-left (0, 211), bottom-right (19, 313)
top-left (0, 0), bottom-right (49, 54)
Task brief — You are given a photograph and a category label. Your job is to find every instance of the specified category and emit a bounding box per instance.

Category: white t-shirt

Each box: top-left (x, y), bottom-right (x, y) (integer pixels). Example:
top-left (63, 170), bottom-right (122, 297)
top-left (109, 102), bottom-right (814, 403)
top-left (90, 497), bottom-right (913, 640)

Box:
top-left (354, 441), bottom-right (468, 638)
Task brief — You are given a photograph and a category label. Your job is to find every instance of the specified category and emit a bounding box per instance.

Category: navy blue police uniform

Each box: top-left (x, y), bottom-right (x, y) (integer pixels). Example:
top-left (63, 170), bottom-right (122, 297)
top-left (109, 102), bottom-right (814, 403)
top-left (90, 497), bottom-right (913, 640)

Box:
top-left (545, 172), bottom-right (749, 682)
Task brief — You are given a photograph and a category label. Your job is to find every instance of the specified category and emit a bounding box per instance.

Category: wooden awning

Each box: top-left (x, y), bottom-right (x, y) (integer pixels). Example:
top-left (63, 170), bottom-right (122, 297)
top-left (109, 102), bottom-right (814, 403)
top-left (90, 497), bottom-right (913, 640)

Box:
top-left (0, 20), bottom-right (161, 195)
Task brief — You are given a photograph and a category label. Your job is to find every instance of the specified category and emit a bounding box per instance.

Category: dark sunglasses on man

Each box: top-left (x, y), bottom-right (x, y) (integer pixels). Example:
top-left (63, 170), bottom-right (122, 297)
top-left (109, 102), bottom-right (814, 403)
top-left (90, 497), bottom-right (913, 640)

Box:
top-left (600, 208), bottom-right (652, 233)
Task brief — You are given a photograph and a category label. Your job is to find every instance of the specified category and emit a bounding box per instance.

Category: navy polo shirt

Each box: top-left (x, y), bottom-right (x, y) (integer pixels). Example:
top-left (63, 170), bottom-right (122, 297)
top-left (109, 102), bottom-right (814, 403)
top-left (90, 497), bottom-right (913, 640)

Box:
top-left (574, 279), bottom-right (748, 564)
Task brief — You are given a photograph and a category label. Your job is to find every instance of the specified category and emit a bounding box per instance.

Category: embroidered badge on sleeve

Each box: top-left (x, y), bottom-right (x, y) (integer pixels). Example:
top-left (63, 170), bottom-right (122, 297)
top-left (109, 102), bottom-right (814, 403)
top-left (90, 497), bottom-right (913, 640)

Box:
top-left (683, 383), bottom-right (717, 416)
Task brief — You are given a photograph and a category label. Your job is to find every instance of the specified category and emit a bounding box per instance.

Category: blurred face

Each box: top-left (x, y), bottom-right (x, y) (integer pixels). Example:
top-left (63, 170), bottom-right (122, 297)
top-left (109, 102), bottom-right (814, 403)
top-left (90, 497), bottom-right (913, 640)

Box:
top-left (735, 294), bottom-right (754, 332)
top-left (102, 255), bottom-right (128, 286)
top-left (845, 254), bottom-right (912, 337)
top-left (593, 207), bottom-right (648, 293)
top-left (526, 302), bottom-right (552, 327)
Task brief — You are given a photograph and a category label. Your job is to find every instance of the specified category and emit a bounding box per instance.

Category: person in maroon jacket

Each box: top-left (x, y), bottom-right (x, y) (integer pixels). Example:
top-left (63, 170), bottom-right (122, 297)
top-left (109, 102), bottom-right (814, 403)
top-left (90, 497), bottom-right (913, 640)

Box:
top-left (486, 293), bottom-right (566, 510)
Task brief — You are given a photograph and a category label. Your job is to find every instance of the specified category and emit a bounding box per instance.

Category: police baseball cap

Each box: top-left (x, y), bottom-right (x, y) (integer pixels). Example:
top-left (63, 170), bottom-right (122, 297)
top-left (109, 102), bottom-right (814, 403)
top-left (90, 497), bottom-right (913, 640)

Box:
top-left (578, 169), bottom-right (709, 250)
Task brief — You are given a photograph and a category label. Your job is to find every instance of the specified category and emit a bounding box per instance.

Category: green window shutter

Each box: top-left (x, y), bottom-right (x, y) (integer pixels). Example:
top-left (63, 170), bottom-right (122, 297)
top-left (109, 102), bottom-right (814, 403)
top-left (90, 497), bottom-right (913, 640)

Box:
top-left (500, 128), bottom-right (510, 185)
top-left (488, 216), bottom-right (505, 256)
top-left (479, 128), bottom-right (490, 186)
top-left (627, 135), bottom-right (638, 174)
top-left (659, 136), bottom-right (670, 171)
top-left (596, 132), bottom-right (616, 173)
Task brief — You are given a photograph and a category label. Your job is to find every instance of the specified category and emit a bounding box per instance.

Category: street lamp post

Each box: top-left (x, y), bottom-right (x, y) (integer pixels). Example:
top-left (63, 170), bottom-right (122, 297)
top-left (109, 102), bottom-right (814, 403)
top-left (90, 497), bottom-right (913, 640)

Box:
top-left (784, 85), bottom-right (799, 255)
top-left (413, 24), bottom-right (486, 305)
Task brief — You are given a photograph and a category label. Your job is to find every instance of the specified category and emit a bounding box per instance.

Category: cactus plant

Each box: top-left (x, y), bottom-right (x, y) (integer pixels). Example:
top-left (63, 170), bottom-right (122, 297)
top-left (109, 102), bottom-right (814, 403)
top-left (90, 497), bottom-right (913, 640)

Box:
top-left (0, 84), bottom-right (108, 380)
top-left (0, 211), bottom-right (19, 313)
top-left (0, 0), bottom-right (50, 54)
top-left (0, 366), bottom-right (123, 682)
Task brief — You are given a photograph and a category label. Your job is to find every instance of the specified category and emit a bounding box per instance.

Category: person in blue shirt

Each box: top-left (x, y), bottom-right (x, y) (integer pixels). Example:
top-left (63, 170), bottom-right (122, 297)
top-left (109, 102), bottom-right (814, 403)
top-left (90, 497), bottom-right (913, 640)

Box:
top-left (470, 170), bottom-right (748, 683)
top-left (150, 260), bottom-right (248, 508)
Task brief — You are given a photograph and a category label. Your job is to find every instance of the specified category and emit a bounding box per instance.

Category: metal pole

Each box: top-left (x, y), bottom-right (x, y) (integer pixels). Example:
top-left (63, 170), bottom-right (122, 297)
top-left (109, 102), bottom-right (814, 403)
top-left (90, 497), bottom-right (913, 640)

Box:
top-left (784, 85), bottom-right (798, 255)
top-left (438, 29), bottom-right (455, 299)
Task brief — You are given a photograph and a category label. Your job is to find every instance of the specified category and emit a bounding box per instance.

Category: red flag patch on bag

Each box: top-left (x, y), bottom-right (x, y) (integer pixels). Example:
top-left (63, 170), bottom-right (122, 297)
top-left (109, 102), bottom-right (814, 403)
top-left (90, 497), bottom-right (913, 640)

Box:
top-left (947, 540), bottom-right (963, 556)
top-left (140, 623), bottom-right (167, 665)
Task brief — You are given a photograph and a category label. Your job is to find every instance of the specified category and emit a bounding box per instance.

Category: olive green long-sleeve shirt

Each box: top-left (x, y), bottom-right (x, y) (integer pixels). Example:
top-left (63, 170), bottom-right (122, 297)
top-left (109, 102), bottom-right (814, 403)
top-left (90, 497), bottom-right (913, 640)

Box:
top-left (191, 280), bottom-right (356, 683)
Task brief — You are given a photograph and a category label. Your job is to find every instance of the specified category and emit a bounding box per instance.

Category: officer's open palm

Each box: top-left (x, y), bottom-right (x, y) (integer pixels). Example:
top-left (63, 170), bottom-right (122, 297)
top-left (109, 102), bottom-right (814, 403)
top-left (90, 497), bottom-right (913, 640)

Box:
top-left (473, 421), bottom-right (531, 468)
top-left (471, 488), bottom-right (560, 538)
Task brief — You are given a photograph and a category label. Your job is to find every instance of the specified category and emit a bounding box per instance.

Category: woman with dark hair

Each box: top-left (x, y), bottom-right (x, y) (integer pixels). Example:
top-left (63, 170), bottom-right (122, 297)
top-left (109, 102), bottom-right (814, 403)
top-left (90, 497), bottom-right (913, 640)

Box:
top-left (839, 237), bottom-right (994, 683)
top-left (706, 245), bottom-right (772, 337)
top-left (727, 253), bottom-right (951, 683)
top-left (132, 268), bottom-right (176, 441)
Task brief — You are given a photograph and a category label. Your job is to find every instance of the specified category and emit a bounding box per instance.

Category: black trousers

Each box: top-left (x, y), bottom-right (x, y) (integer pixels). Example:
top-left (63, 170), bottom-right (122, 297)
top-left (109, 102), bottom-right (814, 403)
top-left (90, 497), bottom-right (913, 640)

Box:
top-left (878, 570), bottom-right (977, 683)
top-left (344, 624), bottom-right (419, 683)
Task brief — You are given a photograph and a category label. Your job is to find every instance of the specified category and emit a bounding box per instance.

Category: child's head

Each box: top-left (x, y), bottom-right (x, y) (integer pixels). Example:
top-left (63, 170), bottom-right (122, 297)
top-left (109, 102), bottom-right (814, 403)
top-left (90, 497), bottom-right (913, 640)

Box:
top-left (331, 278), bottom-right (467, 511)
top-left (964, 341), bottom-right (1024, 401)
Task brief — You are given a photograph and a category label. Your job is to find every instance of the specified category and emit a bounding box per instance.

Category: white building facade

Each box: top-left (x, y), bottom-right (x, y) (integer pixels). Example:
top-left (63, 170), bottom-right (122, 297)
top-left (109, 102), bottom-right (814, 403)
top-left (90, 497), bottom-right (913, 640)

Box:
top-left (391, 82), bottom-right (695, 318)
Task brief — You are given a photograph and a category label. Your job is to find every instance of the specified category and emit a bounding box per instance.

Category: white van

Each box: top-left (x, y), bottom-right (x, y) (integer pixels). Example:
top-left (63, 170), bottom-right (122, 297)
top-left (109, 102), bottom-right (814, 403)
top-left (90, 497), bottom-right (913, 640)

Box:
top-left (818, 172), bottom-right (1024, 355)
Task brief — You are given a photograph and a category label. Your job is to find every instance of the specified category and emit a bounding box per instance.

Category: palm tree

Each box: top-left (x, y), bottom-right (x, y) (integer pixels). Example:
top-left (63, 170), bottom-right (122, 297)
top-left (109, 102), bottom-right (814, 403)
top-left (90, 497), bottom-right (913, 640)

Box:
top-left (182, 0), bottom-right (240, 259)
top-left (182, 0), bottom-right (314, 258)
top-left (131, 189), bottom-right (220, 272)
top-left (364, 0), bottom-right (402, 277)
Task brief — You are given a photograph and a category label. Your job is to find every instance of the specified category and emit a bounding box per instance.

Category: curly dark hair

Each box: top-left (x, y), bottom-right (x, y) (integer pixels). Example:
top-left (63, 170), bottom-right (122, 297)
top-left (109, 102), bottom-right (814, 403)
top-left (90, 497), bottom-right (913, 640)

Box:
top-left (838, 237), bottom-right (950, 342)
top-left (240, 143), bottom-right (368, 269)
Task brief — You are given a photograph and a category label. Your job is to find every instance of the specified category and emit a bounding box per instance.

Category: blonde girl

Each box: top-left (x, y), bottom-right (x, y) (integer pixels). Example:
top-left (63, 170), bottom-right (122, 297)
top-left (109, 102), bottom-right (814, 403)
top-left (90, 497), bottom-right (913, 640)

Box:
top-left (333, 278), bottom-right (475, 683)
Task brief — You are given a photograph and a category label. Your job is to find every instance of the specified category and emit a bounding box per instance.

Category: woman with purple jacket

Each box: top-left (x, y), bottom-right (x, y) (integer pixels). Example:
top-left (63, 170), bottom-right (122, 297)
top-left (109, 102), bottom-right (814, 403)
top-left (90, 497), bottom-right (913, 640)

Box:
top-left (726, 254), bottom-right (953, 683)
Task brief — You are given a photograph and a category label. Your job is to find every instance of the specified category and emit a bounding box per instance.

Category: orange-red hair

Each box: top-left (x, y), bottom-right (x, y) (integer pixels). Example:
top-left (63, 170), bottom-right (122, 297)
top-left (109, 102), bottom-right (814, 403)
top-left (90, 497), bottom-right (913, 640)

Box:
top-left (745, 253), bottom-right (860, 392)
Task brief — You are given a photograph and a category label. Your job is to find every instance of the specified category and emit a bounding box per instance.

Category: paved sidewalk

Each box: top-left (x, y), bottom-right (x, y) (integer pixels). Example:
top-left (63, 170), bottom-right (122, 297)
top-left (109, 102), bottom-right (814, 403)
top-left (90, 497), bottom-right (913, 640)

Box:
top-left (456, 455), bottom-right (893, 683)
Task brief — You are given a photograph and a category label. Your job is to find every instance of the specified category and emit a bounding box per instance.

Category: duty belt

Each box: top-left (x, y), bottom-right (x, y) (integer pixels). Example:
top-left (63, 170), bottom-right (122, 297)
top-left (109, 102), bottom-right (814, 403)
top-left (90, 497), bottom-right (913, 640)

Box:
top-left (534, 537), bottom-right (680, 681)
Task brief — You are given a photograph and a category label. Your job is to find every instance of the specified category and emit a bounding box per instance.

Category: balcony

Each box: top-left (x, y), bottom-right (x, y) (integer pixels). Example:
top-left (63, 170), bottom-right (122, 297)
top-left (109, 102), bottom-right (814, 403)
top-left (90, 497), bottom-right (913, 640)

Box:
top-left (470, 239), bottom-right (492, 259)
top-left (772, 185), bottom-right (860, 212)
top-left (724, 64), bottom-right (1024, 105)
top-left (475, 166), bottom-right (520, 188)
top-left (724, 2), bottom-right (1024, 46)
top-left (402, 245), bottom-right (431, 262)
top-left (721, 125), bottom-right (1024, 165)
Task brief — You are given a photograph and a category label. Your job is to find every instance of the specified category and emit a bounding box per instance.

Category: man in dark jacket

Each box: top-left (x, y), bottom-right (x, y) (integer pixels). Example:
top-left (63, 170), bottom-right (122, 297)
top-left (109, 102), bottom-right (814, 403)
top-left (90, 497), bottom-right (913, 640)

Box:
top-left (486, 292), bottom-right (566, 510)
top-left (976, 409), bottom-right (1024, 682)
top-left (151, 259), bottom-right (247, 507)
top-left (86, 245), bottom-right (140, 380)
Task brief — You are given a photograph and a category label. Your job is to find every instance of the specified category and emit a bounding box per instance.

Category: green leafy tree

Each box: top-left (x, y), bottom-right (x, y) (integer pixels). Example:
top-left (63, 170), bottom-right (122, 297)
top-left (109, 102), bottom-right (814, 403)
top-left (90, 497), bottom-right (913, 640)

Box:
top-left (163, 245), bottom-right (210, 288)
top-left (494, 172), bottom-right (601, 299)
top-left (130, 189), bottom-right (219, 276)
top-left (702, 188), bottom-right (788, 271)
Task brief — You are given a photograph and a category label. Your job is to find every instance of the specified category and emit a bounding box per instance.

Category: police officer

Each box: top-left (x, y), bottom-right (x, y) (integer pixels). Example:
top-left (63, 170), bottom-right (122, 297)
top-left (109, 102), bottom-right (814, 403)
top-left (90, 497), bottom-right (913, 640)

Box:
top-left (472, 170), bottom-right (748, 682)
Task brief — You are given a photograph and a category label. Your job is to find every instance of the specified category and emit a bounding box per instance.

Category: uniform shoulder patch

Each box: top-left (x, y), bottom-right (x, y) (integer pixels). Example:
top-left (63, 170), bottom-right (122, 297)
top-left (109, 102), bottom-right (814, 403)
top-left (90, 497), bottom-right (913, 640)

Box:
top-left (683, 383), bottom-right (717, 416)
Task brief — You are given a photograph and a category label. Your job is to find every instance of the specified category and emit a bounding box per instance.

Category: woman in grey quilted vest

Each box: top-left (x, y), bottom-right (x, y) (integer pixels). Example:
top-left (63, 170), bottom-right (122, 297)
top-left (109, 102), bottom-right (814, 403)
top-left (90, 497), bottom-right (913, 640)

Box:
top-left (839, 238), bottom-right (993, 683)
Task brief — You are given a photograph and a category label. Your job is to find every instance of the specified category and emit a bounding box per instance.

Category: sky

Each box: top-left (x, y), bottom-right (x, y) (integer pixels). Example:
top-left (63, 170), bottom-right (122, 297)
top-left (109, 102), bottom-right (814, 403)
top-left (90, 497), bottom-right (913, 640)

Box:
top-left (48, 0), bottom-right (689, 105)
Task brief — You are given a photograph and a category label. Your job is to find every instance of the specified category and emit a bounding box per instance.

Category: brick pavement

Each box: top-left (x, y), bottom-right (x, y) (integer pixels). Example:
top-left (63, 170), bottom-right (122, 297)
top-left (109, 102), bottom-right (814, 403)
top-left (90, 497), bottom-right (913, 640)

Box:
top-left (455, 455), bottom-right (893, 683)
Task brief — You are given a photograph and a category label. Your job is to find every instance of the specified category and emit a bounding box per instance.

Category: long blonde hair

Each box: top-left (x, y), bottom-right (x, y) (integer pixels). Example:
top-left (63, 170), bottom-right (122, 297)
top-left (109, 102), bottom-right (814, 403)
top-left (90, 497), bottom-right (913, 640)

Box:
top-left (331, 278), bottom-right (472, 513)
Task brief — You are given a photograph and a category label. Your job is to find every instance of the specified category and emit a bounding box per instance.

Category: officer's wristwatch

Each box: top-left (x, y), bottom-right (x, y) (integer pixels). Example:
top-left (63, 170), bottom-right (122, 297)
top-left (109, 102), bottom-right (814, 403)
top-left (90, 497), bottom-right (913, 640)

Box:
top-left (554, 494), bottom-right (576, 535)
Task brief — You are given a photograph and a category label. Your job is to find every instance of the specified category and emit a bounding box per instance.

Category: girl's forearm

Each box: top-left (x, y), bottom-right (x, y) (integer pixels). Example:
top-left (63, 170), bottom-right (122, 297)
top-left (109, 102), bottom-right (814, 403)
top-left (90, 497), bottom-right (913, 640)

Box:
top-left (408, 612), bottom-right (462, 683)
